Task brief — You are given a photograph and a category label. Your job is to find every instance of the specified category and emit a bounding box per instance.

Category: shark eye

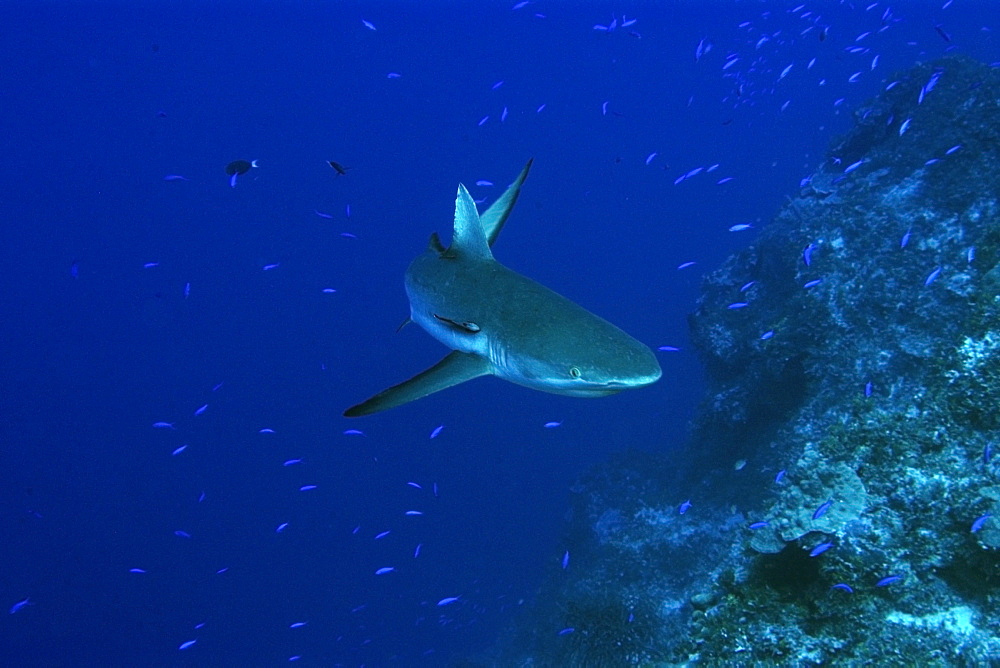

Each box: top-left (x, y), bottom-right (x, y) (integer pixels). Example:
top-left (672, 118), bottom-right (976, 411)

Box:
top-left (569, 366), bottom-right (582, 379)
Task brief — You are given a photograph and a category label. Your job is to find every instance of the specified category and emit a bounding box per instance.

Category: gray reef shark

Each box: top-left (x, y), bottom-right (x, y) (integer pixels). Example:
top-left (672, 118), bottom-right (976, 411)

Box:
top-left (343, 159), bottom-right (662, 417)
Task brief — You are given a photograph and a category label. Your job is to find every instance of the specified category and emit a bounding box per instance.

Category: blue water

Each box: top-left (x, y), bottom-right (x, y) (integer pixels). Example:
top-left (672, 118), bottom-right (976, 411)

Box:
top-left (1, 1), bottom-right (993, 665)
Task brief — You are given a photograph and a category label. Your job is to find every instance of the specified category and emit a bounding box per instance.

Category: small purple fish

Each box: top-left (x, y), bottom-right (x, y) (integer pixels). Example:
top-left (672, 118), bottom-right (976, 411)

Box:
top-left (163, 175), bottom-right (190, 181)
top-left (876, 574), bottom-right (902, 587)
top-left (831, 583), bottom-right (853, 593)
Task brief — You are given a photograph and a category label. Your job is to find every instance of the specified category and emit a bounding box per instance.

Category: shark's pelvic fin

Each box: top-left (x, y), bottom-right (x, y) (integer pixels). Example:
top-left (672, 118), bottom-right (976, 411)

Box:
top-left (342, 351), bottom-right (492, 418)
top-left (480, 158), bottom-right (533, 247)
top-left (452, 184), bottom-right (492, 261)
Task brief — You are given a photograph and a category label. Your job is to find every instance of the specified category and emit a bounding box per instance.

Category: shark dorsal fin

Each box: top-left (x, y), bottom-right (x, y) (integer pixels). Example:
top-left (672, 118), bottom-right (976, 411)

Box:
top-left (452, 183), bottom-right (492, 261)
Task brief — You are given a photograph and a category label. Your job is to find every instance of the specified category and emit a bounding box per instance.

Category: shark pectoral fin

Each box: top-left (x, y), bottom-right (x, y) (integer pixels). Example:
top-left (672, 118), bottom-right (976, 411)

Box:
top-left (343, 351), bottom-right (492, 417)
top-left (432, 313), bottom-right (480, 333)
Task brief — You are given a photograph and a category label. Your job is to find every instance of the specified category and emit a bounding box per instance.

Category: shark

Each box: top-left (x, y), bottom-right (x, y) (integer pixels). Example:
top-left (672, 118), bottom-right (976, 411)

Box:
top-left (343, 159), bottom-right (662, 417)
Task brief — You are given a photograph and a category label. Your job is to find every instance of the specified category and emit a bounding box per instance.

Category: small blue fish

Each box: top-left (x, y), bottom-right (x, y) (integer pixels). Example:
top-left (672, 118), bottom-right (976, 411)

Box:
top-left (438, 596), bottom-right (460, 606)
top-left (985, 442), bottom-right (993, 465)
top-left (178, 640), bottom-right (197, 650)
top-left (414, 543), bottom-right (422, 558)
top-left (812, 499), bottom-right (833, 520)
top-left (430, 425), bottom-right (444, 439)
top-left (9, 598), bottom-right (31, 614)
top-left (844, 159), bottom-right (864, 173)
top-left (925, 267), bottom-right (942, 286)
top-left (830, 583), bottom-right (853, 593)
top-left (972, 514), bottom-right (991, 533)
top-left (876, 574), bottom-right (902, 587)
top-left (375, 567), bottom-right (395, 575)
top-left (728, 302), bottom-right (749, 309)
top-left (804, 279), bottom-right (823, 289)
top-left (803, 243), bottom-right (815, 266)
top-left (679, 499), bottom-right (692, 514)
top-left (374, 530), bottom-right (391, 540)
top-left (749, 521), bottom-right (769, 530)
top-left (276, 522), bottom-right (289, 533)
top-left (677, 261), bottom-right (697, 270)
top-left (774, 469), bottom-right (786, 483)
top-left (900, 227), bottom-right (911, 248)
top-left (283, 459), bottom-right (302, 466)
top-left (290, 622), bottom-right (307, 628)
top-left (760, 330), bottom-right (775, 340)
top-left (562, 550), bottom-right (570, 569)
top-left (558, 627), bottom-right (575, 636)
top-left (865, 381), bottom-right (873, 397)
top-left (153, 422), bottom-right (175, 429)
top-left (809, 542), bottom-right (834, 557)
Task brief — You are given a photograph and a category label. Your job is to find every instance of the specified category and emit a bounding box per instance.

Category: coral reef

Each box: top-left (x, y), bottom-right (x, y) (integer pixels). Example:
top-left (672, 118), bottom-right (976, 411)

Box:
top-left (503, 56), bottom-right (1000, 665)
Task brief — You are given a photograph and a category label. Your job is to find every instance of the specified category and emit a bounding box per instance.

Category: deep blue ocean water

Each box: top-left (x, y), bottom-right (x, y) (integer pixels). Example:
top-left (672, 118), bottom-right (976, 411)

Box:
top-left (1, 1), bottom-right (995, 665)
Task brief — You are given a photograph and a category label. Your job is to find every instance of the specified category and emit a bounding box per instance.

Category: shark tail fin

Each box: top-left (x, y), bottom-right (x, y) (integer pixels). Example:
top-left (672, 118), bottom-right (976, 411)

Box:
top-left (481, 158), bottom-right (533, 247)
top-left (343, 351), bottom-right (492, 417)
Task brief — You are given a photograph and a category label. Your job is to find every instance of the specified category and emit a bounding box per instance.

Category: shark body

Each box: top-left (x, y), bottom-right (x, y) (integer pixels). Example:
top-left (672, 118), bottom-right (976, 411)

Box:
top-left (343, 159), bottom-right (661, 417)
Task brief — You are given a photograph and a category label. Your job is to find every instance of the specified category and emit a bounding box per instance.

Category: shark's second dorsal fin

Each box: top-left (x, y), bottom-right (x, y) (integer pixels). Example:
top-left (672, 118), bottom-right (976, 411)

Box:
top-left (452, 183), bottom-right (492, 261)
top-left (481, 158), bottom-right (532, 247)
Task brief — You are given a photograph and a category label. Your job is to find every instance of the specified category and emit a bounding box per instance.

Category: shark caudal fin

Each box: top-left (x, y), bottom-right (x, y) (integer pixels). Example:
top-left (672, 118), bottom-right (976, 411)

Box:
top-left (343, 351), bottom-right (492, 417)
top-left (480, 158), bottom-right (532, 247)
